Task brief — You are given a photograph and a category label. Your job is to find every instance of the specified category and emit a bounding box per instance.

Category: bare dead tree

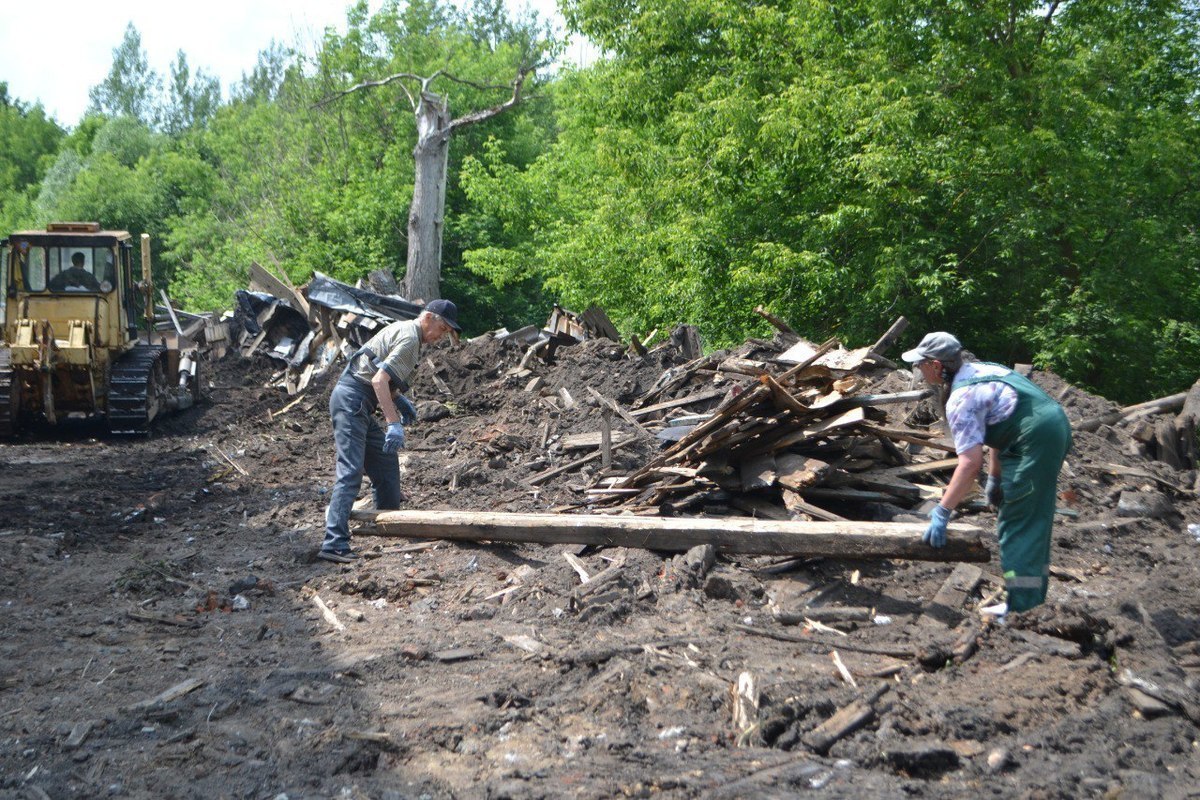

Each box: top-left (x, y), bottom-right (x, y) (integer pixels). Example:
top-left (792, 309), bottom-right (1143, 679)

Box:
top-left (316, 64), bottom-right (538, 302)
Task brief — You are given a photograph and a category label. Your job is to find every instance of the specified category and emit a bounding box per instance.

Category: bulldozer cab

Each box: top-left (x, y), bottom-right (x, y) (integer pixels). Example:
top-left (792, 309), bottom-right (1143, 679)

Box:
top-left (4, 223), bottom-right (142, 345)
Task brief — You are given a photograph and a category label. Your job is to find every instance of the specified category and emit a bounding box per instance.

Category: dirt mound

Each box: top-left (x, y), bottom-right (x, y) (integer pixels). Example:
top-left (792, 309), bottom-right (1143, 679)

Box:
top-left (0, 332), bottom-right (1197, 799)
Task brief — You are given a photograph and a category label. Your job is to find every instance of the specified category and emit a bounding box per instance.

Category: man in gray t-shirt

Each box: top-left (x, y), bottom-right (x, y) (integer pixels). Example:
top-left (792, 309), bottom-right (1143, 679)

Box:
top-left (319, 298), bottom-right (461, 563)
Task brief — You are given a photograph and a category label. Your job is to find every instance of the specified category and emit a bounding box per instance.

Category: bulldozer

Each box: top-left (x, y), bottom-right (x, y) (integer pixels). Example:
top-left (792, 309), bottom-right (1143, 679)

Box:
top-left (0, 222), bottom-right (199, 437)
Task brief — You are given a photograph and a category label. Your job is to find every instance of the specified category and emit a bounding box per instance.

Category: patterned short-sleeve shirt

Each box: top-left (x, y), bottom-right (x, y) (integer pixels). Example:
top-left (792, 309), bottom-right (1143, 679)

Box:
top-left (945, 362), bottom-right (1018, 452)
top-left (349, 319), bottom-right (421, 390)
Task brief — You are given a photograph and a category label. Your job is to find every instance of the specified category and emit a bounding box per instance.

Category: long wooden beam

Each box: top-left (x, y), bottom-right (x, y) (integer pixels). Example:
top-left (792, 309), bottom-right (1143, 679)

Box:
top-left (351, 509), bottom-right (990, 562)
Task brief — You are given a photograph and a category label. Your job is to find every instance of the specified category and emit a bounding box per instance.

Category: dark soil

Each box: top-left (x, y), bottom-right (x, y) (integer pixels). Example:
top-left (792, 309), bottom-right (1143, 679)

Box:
top-left (1, 333), bottom-right (1198, 799)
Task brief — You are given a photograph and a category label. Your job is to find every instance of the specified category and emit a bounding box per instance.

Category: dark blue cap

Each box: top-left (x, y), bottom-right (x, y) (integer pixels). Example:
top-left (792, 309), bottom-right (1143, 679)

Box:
top-left (425, 298), bottom-right (461, 331)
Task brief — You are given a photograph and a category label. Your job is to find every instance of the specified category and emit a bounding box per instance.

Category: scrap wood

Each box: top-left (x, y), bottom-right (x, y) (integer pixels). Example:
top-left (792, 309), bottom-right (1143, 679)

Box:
top-left (801, 682), bottom-right (890, 754)
top-left (702, 753), bottom-right (828, 800)
top-left (563, 551), bottom-right (591, 583)
top-left (739, 453), bottom-right (776, 491)
top-left (824, 469), bottom-right (923, 502)
top-left (869, 315), bottom-right (908, 358)
top-left (1116, 669), bottom-right (1200, 724)
top-left (732, 623), bottom-right (914, 658)
top-left (729, 495), bottom-right (791, 521)
top-left (1086, 462), bottom-right (1192, 495)
top-left (214, 447), bottom-right (249, 476)
top-left (586, 385), bottom-right (653, 437)
top-left (861, 424), bottom-right (957, 453)
top-left (919, 563), bottom-right (984, 628)
top-left (881, 457), bottom-right (960, 479)
top-left (124, 677), bottom-right (207, 712)
top-left (529, 438), bottom-right (637, 486)
top-left (774, 607), bottom-right (873, 626)
top-left (732, 671), bottom-right (761, 745)
top-left (753, 304), bottom-right (797, 335)
top-left (311, 592), bottom-right (345, 632)
top-left (354, 509), bottom-right (990, 561)
top-left (126, 609), bottom-right (202, 629)
top-left (831, 650), bottom-right (858, 688)
top-left (739, 407), bottom-right (867, 457)
top-left (1074, 391), bottom-right (1188, 432)
top-left (629, 388), bottom-right (725, 418)
top-left (776, 453), bottom-right (831, 491)
top-left (781, 489), bottom-right (848, 522)
top-left (271, 394), bottom-right (308, 419)
top-left (561, 430), bottom-right (634, 450)
top-left (558, 635), bottom-right (698, 666)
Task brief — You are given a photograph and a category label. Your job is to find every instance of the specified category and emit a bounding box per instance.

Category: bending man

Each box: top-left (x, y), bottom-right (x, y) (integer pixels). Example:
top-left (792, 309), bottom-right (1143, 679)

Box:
top-left (320, 298), bottom-right (461, 563)
top-left (904, 332), bottom-right (1071, 613)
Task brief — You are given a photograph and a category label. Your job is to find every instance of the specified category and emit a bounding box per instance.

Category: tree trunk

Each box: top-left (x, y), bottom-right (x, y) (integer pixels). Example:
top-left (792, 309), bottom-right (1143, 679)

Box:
top-left (403, 91), bottom-right (451, 303)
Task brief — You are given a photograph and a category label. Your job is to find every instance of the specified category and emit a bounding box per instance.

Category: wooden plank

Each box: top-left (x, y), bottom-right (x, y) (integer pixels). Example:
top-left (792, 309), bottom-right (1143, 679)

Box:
top-left (764, 375), bottom-right (811, 415)
top-left (861, 425), bottom-right (957, 453)
top-left (561, 431), bottom-right (634, 451)
top-left (352, 509), bottom-right (990, 562)
top-left (869, 316), bottom-right (908, 358)
top-left (825, 470), bottom-right (923, 502)
top-left (754, 305), bottom-right (796, 335)
top-left (630, 388), bottom-right (725, 418)
top-left (881, 457), bottom-right (960, 479)
top-left (529, 439), bottom-right (637, 486)
top-left (781, 489), bottom-right (848, 522)
top-left (739, 453), bottom-right (776, 491)
top-left (799, 487), bottom-right (898, 504)
top-left (730, 496), bottom-right (792, 521)
top-left (124, 678), bottom-right (206, 712)
top-left (585, 386), bottom-right (652, 437)
top-left (776, 453), bottom-right (831, 491)
top-left (778, 341), bottom-right (872, 372)
top-left (742, 407), bottom-right (866, 456)
top-left (251, 260), bottom-right (310, 316)
top-left (919, 563), bottom-right (984, 628)
top-left (811, 390), bottom-right (930, 413)
top-left (802, 683), bottom-right (889, 754)
top-left (1074, 392), bottom-right (1188, 432)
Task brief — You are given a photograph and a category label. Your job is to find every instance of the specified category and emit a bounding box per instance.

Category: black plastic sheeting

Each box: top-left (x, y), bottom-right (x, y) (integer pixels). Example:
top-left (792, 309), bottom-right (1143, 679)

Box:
top-left (306, 271), bottom-right (422, 322)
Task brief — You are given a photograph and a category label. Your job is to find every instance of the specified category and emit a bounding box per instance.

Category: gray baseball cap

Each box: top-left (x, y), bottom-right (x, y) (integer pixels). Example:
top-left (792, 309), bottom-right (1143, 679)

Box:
top-left (902, 331), bottom-right (963, 364)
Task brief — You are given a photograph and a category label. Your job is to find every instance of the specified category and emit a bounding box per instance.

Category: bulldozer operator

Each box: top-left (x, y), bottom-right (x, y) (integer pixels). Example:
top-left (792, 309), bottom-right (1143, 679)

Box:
top-left (48, 251), bottom-right (102, 292)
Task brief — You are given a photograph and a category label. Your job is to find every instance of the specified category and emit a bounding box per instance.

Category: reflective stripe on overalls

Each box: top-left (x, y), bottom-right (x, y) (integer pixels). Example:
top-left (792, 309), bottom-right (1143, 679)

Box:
top-left (957, 369), bottom-right (1072, 612)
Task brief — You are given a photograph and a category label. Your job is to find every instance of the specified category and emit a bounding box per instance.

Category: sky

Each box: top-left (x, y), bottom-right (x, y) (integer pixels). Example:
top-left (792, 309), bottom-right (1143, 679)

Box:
top-left (0, 0), bottom-right (573, 127)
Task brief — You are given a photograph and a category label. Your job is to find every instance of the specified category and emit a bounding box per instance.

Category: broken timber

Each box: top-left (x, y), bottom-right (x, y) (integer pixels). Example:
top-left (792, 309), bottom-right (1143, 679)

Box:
top-left (351, 509), bottom-right (989, 562)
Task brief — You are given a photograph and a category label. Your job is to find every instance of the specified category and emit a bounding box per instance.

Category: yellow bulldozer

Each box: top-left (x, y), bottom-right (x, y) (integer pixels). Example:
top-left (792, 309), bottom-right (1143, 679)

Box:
top-left (0, 222), bottom-right (199, 436)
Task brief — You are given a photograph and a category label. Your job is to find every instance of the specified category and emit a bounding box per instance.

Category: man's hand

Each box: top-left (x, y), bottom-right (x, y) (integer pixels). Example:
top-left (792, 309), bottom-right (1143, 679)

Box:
top-left (383, 422), bottom-right (406, 454)
top-left (396, 395), bottom-right (418, 425)
top-left (984, 475), bottom-right (1004, 508)
top-left (922, 504), bottom-right (952, 548)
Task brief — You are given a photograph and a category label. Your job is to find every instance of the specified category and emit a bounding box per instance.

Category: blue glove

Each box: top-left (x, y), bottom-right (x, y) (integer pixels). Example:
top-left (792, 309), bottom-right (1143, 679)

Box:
top-left (383, 422), bottom-right (406, 454)
top-left (396, 394), bottom-right (417, 425)
top-left (984, 475), bottom-right (1004, 507)
top-left (923, 504), bottom-right (951, 548)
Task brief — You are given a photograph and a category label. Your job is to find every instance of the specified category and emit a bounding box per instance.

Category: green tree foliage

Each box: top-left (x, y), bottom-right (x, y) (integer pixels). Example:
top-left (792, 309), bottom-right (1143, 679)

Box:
top-left (88, 23), bottom-right (162, 126)
top-left (0, 84), bottom-right (65, 232)
top-left (164, 51), bottom-right (221, 135)
top-left (465, 0), bottom-right (1200, 401)
top-left (9, 0), bottom-right (1195, 403)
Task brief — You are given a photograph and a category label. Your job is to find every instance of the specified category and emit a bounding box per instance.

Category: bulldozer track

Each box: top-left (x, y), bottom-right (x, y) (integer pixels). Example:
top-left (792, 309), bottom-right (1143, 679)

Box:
top-left (108, 345), bottom-right (167, 434)
top-left (0, 347), bottom-right (13, 438)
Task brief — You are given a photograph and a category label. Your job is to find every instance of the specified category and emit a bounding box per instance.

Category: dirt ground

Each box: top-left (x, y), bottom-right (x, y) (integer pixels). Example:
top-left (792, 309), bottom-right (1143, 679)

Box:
top-left (1, 330), bottom-right (1199, 800)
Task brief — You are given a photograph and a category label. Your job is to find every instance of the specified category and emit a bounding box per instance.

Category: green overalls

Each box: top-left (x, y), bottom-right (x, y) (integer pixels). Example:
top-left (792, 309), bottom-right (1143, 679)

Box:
top-left (955, 369), bottom-right (1072, 612)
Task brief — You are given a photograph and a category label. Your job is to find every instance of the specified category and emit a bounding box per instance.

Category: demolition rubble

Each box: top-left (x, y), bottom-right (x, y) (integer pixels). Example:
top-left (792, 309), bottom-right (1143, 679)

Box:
top-left (1, 265), bottom-right (1198, 798)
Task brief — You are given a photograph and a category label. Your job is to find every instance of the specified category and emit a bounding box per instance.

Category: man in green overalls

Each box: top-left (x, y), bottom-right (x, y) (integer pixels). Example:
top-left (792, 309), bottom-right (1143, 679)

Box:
top-left (903, 332), bottom-right (1072, 613)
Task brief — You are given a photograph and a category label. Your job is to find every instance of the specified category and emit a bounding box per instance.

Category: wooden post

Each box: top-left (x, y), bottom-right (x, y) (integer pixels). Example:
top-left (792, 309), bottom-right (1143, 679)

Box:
top-left (351, 509), bottom-right (991, 562)
top-left (600, 407), bottom-right (613, 469)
